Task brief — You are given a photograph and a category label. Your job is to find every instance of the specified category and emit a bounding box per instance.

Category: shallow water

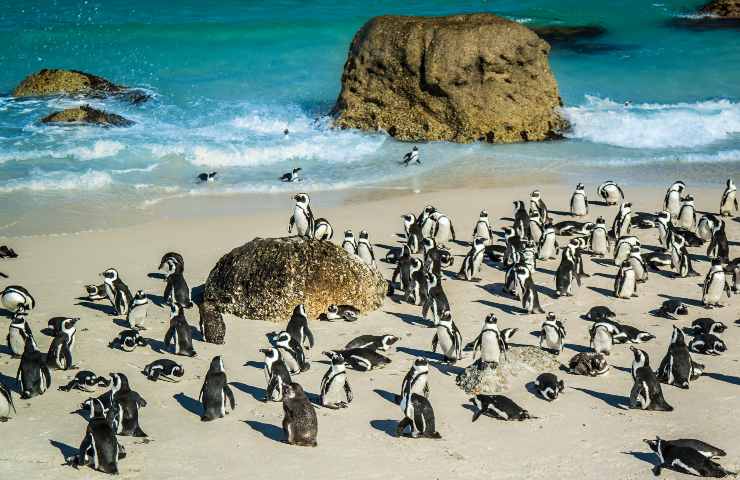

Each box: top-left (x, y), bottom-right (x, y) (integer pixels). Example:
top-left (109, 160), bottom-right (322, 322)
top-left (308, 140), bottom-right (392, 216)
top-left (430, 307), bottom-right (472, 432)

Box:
top-left (0, 0), bottom-right (738, 235)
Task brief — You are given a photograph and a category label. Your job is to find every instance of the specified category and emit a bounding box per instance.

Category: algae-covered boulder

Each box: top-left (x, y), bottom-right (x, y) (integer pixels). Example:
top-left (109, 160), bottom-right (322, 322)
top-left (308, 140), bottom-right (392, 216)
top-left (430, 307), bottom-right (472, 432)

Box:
top-left (700, 0), bottom-right (740, 18)
top-left (41, 105), bottom-right (134, 127)
top-left (13, 69), bottom-right (124, 98)
top-left (203, 237), bottom-right (387, 322)
top-left (332, 13), bottom-right (567, 144)
top-left (456, 346), bottom-right (560, 394)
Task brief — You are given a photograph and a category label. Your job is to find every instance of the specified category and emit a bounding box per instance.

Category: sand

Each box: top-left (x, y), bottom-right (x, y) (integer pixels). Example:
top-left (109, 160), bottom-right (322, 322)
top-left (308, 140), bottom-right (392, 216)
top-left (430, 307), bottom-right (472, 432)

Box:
top-left (0, 183), bottom-right (738, 479)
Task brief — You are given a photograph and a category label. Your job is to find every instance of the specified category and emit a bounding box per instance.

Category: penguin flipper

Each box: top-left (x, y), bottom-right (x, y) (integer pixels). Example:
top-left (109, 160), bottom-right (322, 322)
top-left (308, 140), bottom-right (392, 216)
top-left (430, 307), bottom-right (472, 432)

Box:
top-left (62, 345), bottom-right (73, 370)
top-left (305, 328), bottom-right (315, 349)
top-left (431, 333), bottom-right (438, 353)
top-left (344, 380), bottom-right (353, 403)
top-left (224, 384), bottom-right (236, 411)
top-left (164, 326), bottom-right (174, 351)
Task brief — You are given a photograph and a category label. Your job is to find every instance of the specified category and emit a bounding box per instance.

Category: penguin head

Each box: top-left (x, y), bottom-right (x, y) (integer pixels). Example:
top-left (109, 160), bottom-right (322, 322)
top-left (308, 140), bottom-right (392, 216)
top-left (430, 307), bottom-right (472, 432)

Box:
top-left (282, 382), bottom-right (303, 400)
top-left (710, 322), bottom-right (728, 335)
top-left (727, 178), bottom-right (734, 188)
top-left (344, 229), bottom-right (354, 239)
top-left (483, 313), bottom-right (498, 326)
top-left (359, 229), bottom-right (370, 240)
top-left (109, 372), bottom-right (130, 394)
top-left (272, 331), bottom-right (292, 347)
top-left (546, 312), bottom-right (556, 322)
top-left (529, 208), bottom-right (540, 220)
top-left (412, 146), bottom-right (418, 152)
top-left (530, 189), bottom-right (541, 199)
top-left (101, 268), bottom-right (118, 282)
top-left (209, 355), bottom-right (225, 374)
top-left (413, 357), bottom-right (429, 373)
top-left (293, 167), bottom-right (302, 174)
top-left (635, 332), bottom-right (655, 343)
top-left (630, 346), bottom-right (648, 368)
top-left (329, 353), bottom-right (346, 368)
top-left (293, 193), bottom-right (309, 206)
top-left (381, 335), bottom-right (400, 349)
top-left (596, 216), bottom-right (606, 225)
top-left (712, 337), bottom-right (727, 353)
top-left (422, 205), bottom-right (435, 217)
top-left (62, 317), bottom-right (78, 332)
top-left (643, 437), bottom-right (661, 453)
top-left (479, 210), bottom-right (488, 219)
top-left (260, 347), bottom-right (280, 361)
top-left (682, 194), bottom-right (695, 203)
top-left (326, 304), bottom-right (338, 315)
top-left (401, 214), bottom-right (416, 225)
top-left (575, 183), bottom-right (584, 191)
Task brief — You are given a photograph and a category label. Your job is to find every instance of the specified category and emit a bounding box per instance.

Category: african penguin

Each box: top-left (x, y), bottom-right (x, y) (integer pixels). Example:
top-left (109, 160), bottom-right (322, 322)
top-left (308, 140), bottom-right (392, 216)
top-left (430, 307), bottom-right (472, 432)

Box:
top-left (540, 313), bottom-right (566, 354)
top-left (534, 373), bottom-right (565, 401)
top-left (664, 181), bottom-right (686, 218)
top-left (702, 258), bottom-right (731, 308)
top-left (570, 183), bottom-right (589, 216)
top-left (288, 193), bottom-right (314, 238)
top-left (17, 339), bottom-right (52, 398)
top-left (470, 394), bottom-right (534, 422)
top-left (431, 312), bottom-right (463, 363)
top-left (356, 229), bottom-right (376, 267)
top-left (46, 317), bottom-right (78, 370)
top-left (589, 217), bottom-right (610, 256)
top-left (280, 167), bottom-right (302, 182)
top-left (164, 303), bottom-right (197, 357)
top-left (644, 437), bottom-right (735, 477)
top-left (282, 382), bottom-right (318, 446)
top-left (614, 260), bottom-right (638, 299)
top-left (64, 406), bottom-right (126, 474)
top-left (597, 180), bottom-right (624, 205)
top-left (342, 229), bottom-right (357, 255)
top-left (271, 331), bottom-right (310, 374)
top-left (287, 304), bottom-right (315, 350)
top-left (422, 272), bottom-right (451, 327)
top-left (397, 393), bottom-right (441, 439)
top-left (109, 329), bottom-right (148, 352)
top-left (469, 313), bottom-right (506, 369)
top-left (260, 347), bottom-right (292, 402)
top-left (0, 381), bottom-right (16, 421)
top-left (689, 333), bottom-right (727, 355)
top-left (320, 352), bottom-right (353, 409)
top-left (1, 285), bottom-right (35, 313)
top-left (164, 270), bottom-right (192, 308)
top-left (127, 290), bottom-right (149, 329)
top-left (7, 307), bottom-right (35, 357)
top-left (59, 371), bottom-right (109, 392)
top-left (325, 348), bottom-right (390, 372)
top-left (458, 237), bottom-right (486, 281)
top-left (318, 304), bottom-right (360, 322)
top-left (108, 372), bottom-right (148, 436)
top-left (656, 326), bottom-right (704, 389)
top-left (199, 356), bottom-right (236, 421)
top-left (143, 359), bottom-right (184, 382)
top-left (690, 318), bottom-right (728, 336)
top-left (397, 357), bottom-right (430, 404)
top-left (720, 178), bottom-right (738, 217)
top-left (677, 194), bottom-right (697, 231)
top-left (344, 334), bottom-right (399, 351)
top-left (100, 268), bottom-right (133, 316)
top-left (313, 217), bottom-right (334, 240)
top-left (402, 146), bottom-right (420, 166)
top-left (629, 347), bottom-right (673, 411)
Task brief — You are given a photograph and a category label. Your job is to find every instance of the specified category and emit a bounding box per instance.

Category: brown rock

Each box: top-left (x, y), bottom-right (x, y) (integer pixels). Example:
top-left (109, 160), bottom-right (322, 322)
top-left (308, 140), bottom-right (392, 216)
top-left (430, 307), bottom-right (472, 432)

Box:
top-left (41, 105), bottom-right (134, 127)
top-left (203, 237), bottom-right (387, 323)
top-left (456, 346), bottom-right (561, 394)
top-left (12, 69), bottom-right (124, 98)
top-left (700, 0), bottom-right (740, 18)
top-left (331, 13), bottom-right (568, 144)
top-left (198, 301), bottom-right (226, 344)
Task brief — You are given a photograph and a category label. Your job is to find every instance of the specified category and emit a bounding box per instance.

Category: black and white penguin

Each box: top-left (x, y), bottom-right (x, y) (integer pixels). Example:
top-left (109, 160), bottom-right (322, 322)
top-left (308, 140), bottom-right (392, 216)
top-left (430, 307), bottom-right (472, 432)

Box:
top-left (651, 438), bottom-right (727, 460)
top-left (0, 245), bottom-right (17, 258)
top-left (614, 260), bottom-right (638, 299)
top-left (597, 180), bottom-right (624, 206)
top-left (657, 326), bottom-right (704, 389)
top-left (668, 234), bottom-right (700, 278)
top-left (17, 339), bottom-right (52, 398)
top-left (0, 380), bottom-right (16, 421)
top-left (470, 394), bottom-right (534, 421)
top-left (100, 268), bottom-right (133, 316)
top-left (407, 258), bottom-right (429, 306)
top-left (280, 167), bottom-right (302, 182)
top-left (469, 313), bottom-right (506, 369)
top-left (143, 359), bottom-right (184, 382)
top-left (127, 290), bottom-right (148, 330)
top-left (473, 210), bottom-right (492, 244)
top-left (690, 318), bottom-right (728, 336)
top-left (502, 226), bottom-right (522, 266)
top-left (109, 329), bottom-right (148, 352)
top-left (584, 305), bottom-right (617, 322)
top-left (554, 220), bottom-right (594, 236)
top-left (689, 333), bottom-right (727, 355)
top-left (534, 373), bottom-right (565, 401)
top-left (164, 269), bottom-right (192, 308)
top-left (313, 217), bottom-right (334, 240)
top-left (589, 216), bottom-right (610, 257)
top-left (707, 218), bottom-right (730, 263)
top-left (158, 251), bottom-right (185, 278)
top-left (521, 240), bottom-right (538, 272)
top-left (344, 334), bottom-right (399, 351)
top-left (590, 322), bottom-right (617, 356)
top-left (397, 393), bottom-right (441, 438)
top-left (260, 347), bottom-right (292, 402)
top-left (282, 382), bottom-right (319, 446)
top-left (629, 347), bottom-right (673, 411)
top-left (65, 406), bottom-right (127, 474)
top-left (458, 237), bottom-right (486, 281)
top-left (342, 229), bottom-right (357, 255)
top-left (357, 229), bottom-right (376, 267)
top-left (430, 211), bottom-right (456, 245)
top-left (614, 235), bottom-right (640, 266)
top-left (288, 193), bottom-right (314, 238)
top-left (402, 146), bottom-right (420, 166)
top-left (644, 437), bottom-right (735, 477)
top-left (627, 245), bottom-right (648, 283)
top-left (555, 244), bottom-right (580, 297)
top-left (318, 304), bottom-right (360, 322)
top-left (197, 172), bottom-right (217, 183)
top-left (702, 258), bottom-right (731, 308)
top-left (568, 352), bottom-right (610, 376)
top-left (424, 244), bottom-right (454, 278)
top-left (46, 315), bottom-right (76, 337)
top-left (677, 194), bottom-right (697, 231)
top-left (320, 352), bottom-right (353, 409)
top-left (59, 371), bottom-right (109, 392)
top-left (697, 213), bottom-right (720, 242)
top-left (325, 348), bottom-right (390, 371)
top-left (108, 372), bottom-right (148, 436)
top-left (513, 200), bottom-right (531, 240)
top-left (605, 321), bottom-right (655, 344)
top-left (664, 181), bottom-right (686, 218)
top-left (1, 285), bottom-right (35, 312)
top-left (164, 303), bottom-right (197, 357)
top-left (655, 210), bottom-right (673, 249)
top-left (537, 221), bottom-right (558, 260)
top-left (422, 272), bottom-right (451, 327)
top-left (656, 299), bottom-right (689, 319)
top-left (530, 189), bottom-right (549, 222)
top-left (271, 331), bottom-right (310, 374)
top-left (612, 202), bottom-right (633, 239)
top-left (401, 213), bottom-right (416, 239)
top-left (539, 313), bottom-right (566, 354)
top-left (431, 312), bottom-right (463, 363)
top-left (7, 307), bottom-right (35, 357)
top-left (80, 392), bottom-right (113, 419)
top-left (517, 266), bottom-right (545, 314)
top-left (720, 178), bottom-right (738, 217)
top-left (397, 357), bottom-right (430, 404)
top-left (199, 356), bottom-right (236, 422)
top-left (287, 304), bottom-right (315, 350)
top-left (84, 284), bottom-right (107, 301)
top-left (46, 317), bottom-right (78, 370)
top-left (631, 211), bottom-right (657, 229)
top-left (528, 208), bottom-right (543, 244)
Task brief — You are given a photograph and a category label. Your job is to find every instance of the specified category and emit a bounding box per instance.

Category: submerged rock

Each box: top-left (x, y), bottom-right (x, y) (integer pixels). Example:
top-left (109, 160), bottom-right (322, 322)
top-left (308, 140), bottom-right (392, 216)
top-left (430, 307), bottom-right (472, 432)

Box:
top-left (456, 346), bottom-right (561, 394)
top-left (700, 0), bottom-right (740, 18)
top-left (203, 237), bottom-right (386, 322)
top-left (41, 105), bottom-right (134, 127)
top-left (332, 13), bottom-right (568, 144)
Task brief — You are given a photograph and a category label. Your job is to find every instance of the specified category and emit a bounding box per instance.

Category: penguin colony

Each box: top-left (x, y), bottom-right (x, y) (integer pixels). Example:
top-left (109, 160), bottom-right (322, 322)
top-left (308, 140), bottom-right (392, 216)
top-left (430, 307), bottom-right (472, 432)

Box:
top-left (0, 177), bottom-right (738, 478)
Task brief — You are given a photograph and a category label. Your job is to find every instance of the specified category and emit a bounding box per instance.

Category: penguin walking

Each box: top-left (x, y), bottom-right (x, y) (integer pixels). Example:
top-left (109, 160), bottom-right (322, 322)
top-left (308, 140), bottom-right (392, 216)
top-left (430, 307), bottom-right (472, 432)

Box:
top-left (458, 237), bottom-right (486, 281)
top-left (127, 290), bottom-right (149, 330)
top-left (472, 210), bottom-right (492, 244)
top-left (534, 373), bottom-right (565, 401)
top-left (664, 181), bottom-right (686, 218)
top-left (313, 218), bottom-right (334, 240)
top-left (555, 244), bottom-right (580, 297)
top-left (644, 437), bottom-right (735, 477)
top-left (320, 352), bottom-right (353, 409)
top-left (589, 217), bottom-right (610, 256)
top-left (65, 406), bottom-right (126, 474)
top-left (397, 393), bottom-right (441, 438)
top-left (517, 266), bottom-right (545, 314)
top-left (396, 357), bottom-right (430, 404)
top-left (46, 317), bottom-right (78, 370)
top-left (470, 394), bottom-right (535, 421)
top-left (164, 303), bottom-right (197, 357)
top-left (720, 178), bottom-right (738, 217)
top-left (199, 356), bottom-right (236, 421)
top-left (612, 202), bottom-right (633, 239)
top-left (570, 183), bottom-right (589, 216)
top-left (539, 313), bottom-right (566, 354)
top-left (282, 382), bottom-right (318, 446)
top-left (16, 340), bottom-right (52, 398)
top-left (537, 222), bottom-right (558, 260)
top-left (287, 304), bottom-right (315, 350)
top-left (0, 381), bottom-right (16, 421)
top-left (261, 348), bottom-right (292, 402)
top-left (164, 270), bottom-right (192, 308)
top-left (280, 167), bottom-right (302, 182)
top-left (100, 268), bottom-right (133, 316)
top-left (469, 313), bottom-right (506, 369)
top-left (702, 258), bottom-right (731, 308)
top-left (7, 307), bottom-right (34, 357)
top-left (108, 373), bottom-right (148, 436)
top-left (657, 327), bottom-right (704, 389)
top-left (597, 180), bottom-right (624, 206)
top-left (422, 272), bottom-right (451, 327)
top-left (143, 359), bottom-right (184, 382)
top-left (356, 230), bottom-right (376, 267)
top-left (288, 193), bottom-right (314, 238)
top-left (629, 347), bottom-right (673, 411)
top-left (614, 260), bottom-right (638, 299)
top-left (1, 285), bottom-right (35, 313)
top-left (271, 331), bottom-right (310, 374)
top-left (677, 194), bottom-right (697, 231)
top-left (402, 146), bottom-right (420, 166)
top-left (342, 229), bottom-right (357, 255)
top-left (431, 313), bottom-right (463, 363)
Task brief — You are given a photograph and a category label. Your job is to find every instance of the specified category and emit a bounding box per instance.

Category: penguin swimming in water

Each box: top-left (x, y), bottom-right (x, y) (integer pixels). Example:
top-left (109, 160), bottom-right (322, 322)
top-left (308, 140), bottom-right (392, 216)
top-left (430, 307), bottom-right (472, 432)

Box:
top-left (288, 193), bottom-right (314, 238)
top-left (280, 167), bottom-right (302, 182)
top-left (539, 313), bottom-right (566, 354)
top-left (287, 304), bottom-right (315, 350)
top-left (109, 329), bottom-right (148, 352)
top-left (199, 356), bottom-right (236, 421)
top-left (534, 373), bottom-right (565, 401)
top-left (164, 303), bottom-right (197, 357)
top-left (597, 180), bottom-right (624, 206)
top-left (313, 218), bottom-right (333, 240)
top-left (261, 347), bottom-right (292, 402)
top-left (470, 394), bottom-right (535, 421)
top-left (657, 326), bottom-right (704, 389)
top-left (458, 237), bottom-right (486, 281)
top-left (7, 307), bottom-right (34, 357)
top-left (46, 317), bottom-right (78, 370)
top-left (644, 437), bottom-right (735, 477)
top-left (0, 380), bottom-right (16, 421)
top-left (664, 181), bottom-right (686, 219)
top-left (282, 382), bottom-right (319, 446)
top-left (344, 334), bottom-right (399, 351)
top-left (100, 268), bottom-right (133, 316)
top-left (357, 230), bottom-right (376, 267)
top-left (197, 172), bottom-right (217, 183)
top-left (720, 178), bottom-right (738, 217)
top-left (108, 373), bottom-right (147, 436)
top-left (397, 393), bottom-right (441, 438)
top-left (65, 403), bottom-right (127, 474)
top-left (629, 347), bottom-right (673, 411)
top-left (1, 285), bottom-right (35, 312)
top-left (431, 312), bottom-right (463, 363)
top-left (17, 339), bottom-right (52, 398)
top-left (402, 146), bottom-right (420, 166)
top-left (271, 331), bottom-right (310, 374)
top-left (702, 258), bottom-right (731, 308)
top-left (342, 229), bottom-right (357, 255)
top-left (143, 359), bottom-right (184, 382)
top-left (127, 290), bottom-right (149, 330)
top-left (319, 352), bottom-right (353, 409)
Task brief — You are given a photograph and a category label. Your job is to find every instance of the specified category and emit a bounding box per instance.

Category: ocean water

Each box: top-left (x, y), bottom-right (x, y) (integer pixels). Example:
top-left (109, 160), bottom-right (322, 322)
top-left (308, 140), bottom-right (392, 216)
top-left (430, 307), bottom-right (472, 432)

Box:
top-left (0, 0), bottom-right (738, 235)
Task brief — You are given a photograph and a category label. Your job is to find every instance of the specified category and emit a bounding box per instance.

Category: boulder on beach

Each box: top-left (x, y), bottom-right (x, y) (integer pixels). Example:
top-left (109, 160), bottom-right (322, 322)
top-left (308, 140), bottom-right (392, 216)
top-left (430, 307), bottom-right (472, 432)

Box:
top-left (12, 69), bottom-right (124, 98)
top-left (331, 13), bottom-right (568, 144)
top-left (700, 0), bottom-right (740, 18)
top-left (203, 237), bottom-right (387, 323)
top-left (41, 105), bottom-right (134, 127)
top-left (456, 346), bottom-right (561, 394)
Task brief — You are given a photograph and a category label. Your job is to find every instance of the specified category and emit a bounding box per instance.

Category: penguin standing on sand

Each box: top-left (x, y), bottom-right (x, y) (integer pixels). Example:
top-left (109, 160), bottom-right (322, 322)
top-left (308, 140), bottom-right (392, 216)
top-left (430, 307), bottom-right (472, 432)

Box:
top-left (702, 258), bottom-right (731, 308)
top-left (17, 340), bottom-right (52, 398)
top-left (342, 229), bottom-right (357, 255)
top-left (397, 358), bottom-right (430, 404)
top-left (357, 230), bottom-right (375, 267)
top-left (127, 290), bottom-right (149, 330)
top-left (46, 317), bottom-right (78, 370)
top-left (458, 237), bottom-right (486, 281)
top-left (261, 348), bottom-right (292, 402)
top-left (320, 353), bottom-right (353, 409)
top-left (164, 303), bottom-right (197, 357)
top-left (570, 183), bottom-right (589, 216)
top-left (287, 304), bottom-right (315, 351)
top-left (7, 307), bottom-right (34, 357)
top-left (614, 260), bottom-right (638, 299)
top-left (164, 269), bottom-right (192, 308)
top-left (530, 190), bottom-right (549, 222)
top-left (528, 209), bottom-right (543, 244)
top-left (473, 210), bottom-right (492, 244)
top-left (1, 285), bottom-right (35, 313)
top-left (657, 326), bottom-right (704, 389)
top-left (555, 244), bottom-right (579, 297)
top-left (288, 193), bottom-right (314, 238)
top-left (101, 268), bottom-right (133, 316)
top-left (0, 381), bottom-right (16, 421)
top-left (629, 347), bottom-right (673, 411)
top-left (669, 234), bottom-right (699, 278)
top-left (720, 178), bottom-right (738, 216)
top-left (628, 245), bottom-right (648, 283)
top-left (612, 202), bottom-right (633, 239)
top-left (397, 393), bottom-right (441, 439)
top-left (282, 382), bottom-right (319, 446)
top-left (678, 194), bottom-right (697, 231)
top-left (199, 356), bottom-right (236, 421)
top-left (644, 437), bottom-right (735, 477)
top-left (517, 266), bottom-right (545, 314)
top-left (513, 201), bottom-right (531, 240)
top-left (614, 235), bottom-right (640, 266)
top-left (707, 219), bottom-right (730, 263)
top-left (402, 146), bottom-right (420, 166)
top-left (538, 222), bottom-right (558, 260)
top-left (539, 313), bottom-right (566, 354)
top-left (697, 214), bottom-right (719, 242)
top-left (664, 181), bottom-right (686, 218)
top-left (108, 372), bottom-right (148, 436)
top-left (65, 405), bottom-right (126, 474)
top-left (589, 217), bottom-right (609, 256)
top-left (590, 322), bottom-right (617, 356)
top-left (431, 312), bottom-right (463, 363)
top-left (422, 273), bottom-right (450, 327)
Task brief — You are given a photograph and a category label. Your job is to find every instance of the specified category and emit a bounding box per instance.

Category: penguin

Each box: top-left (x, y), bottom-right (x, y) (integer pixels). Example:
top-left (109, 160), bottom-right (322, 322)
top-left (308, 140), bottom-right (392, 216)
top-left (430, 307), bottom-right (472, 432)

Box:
top-left (677, 194), bottom-right (697, 231)
top-left (199, 356), bottom-right (236, 422)
top-left (690, 318), bottom-right (728, 336)
top-left (689, 333), bottom-right (727, 355)
top-left (537, 222), bottom-right (558, 260)
top-left (473, 210), bottom-right (492, 244)
top-left (597, 180), bottom-right (624, 205)
top-left (0, 245), bottom-right (17, 258)
top-left (627, 245), bottom-right (648, 283)
top-left (401, 213), bottom-right (416, 239)
top-left (260, 347), bottom-right (292, 402)
top-left (470, 394), bottom-right (535, 422)
top-left (1, 285), bottom-right (35, 312)
top-left (342, 229), bottom-right (357, 255)
top-left (590, 322), bottom-right (617, 356)
top-left (407, 258), bottom-right (429, 306)
top-left (655, 438), bottom-right (727, 459)
top-left (7, 307), bottom-right (34, 357)
top-left (356, 229), bottom-right (375, 266)
top-left (657, 326), bottom-right (704, 389)
top-left (431, 312), bottom-right (463, 363)
top-left (16, 339), bottom-right (51, 398)
top-left (656, 211), bottom-right (672, 249)
top-left (325, 348), bottom-right (390, 372)
top-left (402, 146), bottom-right (420, 166)
top-left (288, 193), bottom-right (314, 238)
top-left (65, 406), bottom-right (126, 474)
top-left (318, 304), bottom-right (360, 322)
top-left (589, 216), bottom-right (610, 257)
top-left (197, 172), bottom-right (217, 183)
top-left (707, 219), bottom-right (730, 263)
top-left (80, 392), bottom-right (113, 419)
top-left (84, 284), bottom-right (107, 301)
top-left (669, 234), bottom-right (699, 278)
top-left (518, 266), bottom-right (545, 314)
top-left (570, 183), bottom-right (589, 216)
top-left (397, 393), bottom-right (441, 438)
top-left (664, 181), bottom-right (686, 218)
top-left (424, 245), bottom-right (454, 278)
top-left (568, 352), bottom-right (610, 376)
top-left (702, 258), bottom-right (731, 308)
top-left (728, 257), bottom-right (740, 293)
top-left (469, 313), bottom-right (506, 369)
top-left (458, 237), bottom-right (486, 281)
top-left (656, 299), bottom-right (689, 319)
top-left (719, 178), bottom-right (738, 217)
top-left (164, 303), bottom-right (197, 357)
top-left (0, 380), bottom-right (16, 421)
top-left (313, 218), bottom-right (333, 240)
top-left (614, 235), bottom-right (640, 266)
top-left (644, 437), bottom-right (735, 477)
top-left (164, 270), bottom-right (192, 308)
top-left (528, 208), bottom-right (543, 244)
top-left (513, 200), bottom-right (531, 240)
top-left (697, 214), bottom-right (720, 242)
top-left (319, 352), bottom-right (353, 409)
top-left (644, 251), bottom-right (673, 272)
top-left (59, 371), bottom-right (109, 392)
top-left (46, 316), bottom-right (76, 337)
top-left (396, 357), bottom-right (430, 404)
top-left (605, 321), bottom-right (655, 344)
top-left (158, 251), bottom-right (184, 278)
top-left (127, 290), bottom-right (149, 330)
top-left (629, 347), bottom-right (673, 411)
top-left (280, 167), bottom-right (302, 182)
top-left (46, 317), bottom-right (78, 370)
top-left (422, 272), bottom-right (451, 327)
top-left (530, 189), bottom-right (549, 221)
top-left (631, 211), bottom-right (657, 229)
top-left (521, 240), bottom-right (538, 272)
top-left (406, 217), bottom-right (425, 254)
top-left (534, 373), bottom-right (565, 401)
top-left (287, 304), bottom-right (315, 350)
top-left (612, 202), bottom-right (633, 239)
top-left (282, 382), bottom-right (319, 446)
top-left (344, 334), bottom-right (399, 351)
top-left (539, 313), bottom-right (566, 354)
top-left (554, 220), bottom-right (594, 236)
top-left (430, 211), bottom-right (455, 245)
top-left (109, 329), bottom-right (148, 352)
top-left (143, 359), bottom-right (184, 382)
top-left (503, 262), bottom-right (522, 299)
top-left (100, 268), bottom-right (133, 316)
top-left (584, 305), bottom-right (616, 322)
top-left (555, 244), bottom-right (580, 297)
top-left (271, 331), bottom-right (310, 374)
top-left (614, 260), bottom-right (638, 299)
top-left (108, 372), bottom-right (147, 436)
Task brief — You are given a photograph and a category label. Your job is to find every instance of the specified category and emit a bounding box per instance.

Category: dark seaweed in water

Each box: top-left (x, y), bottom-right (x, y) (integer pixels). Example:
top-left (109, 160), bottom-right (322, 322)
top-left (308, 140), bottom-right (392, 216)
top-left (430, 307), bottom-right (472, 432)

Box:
top-left (532, 25), bottom-right (632, 54)
top-left (667, 16), bottom-right (740, 31)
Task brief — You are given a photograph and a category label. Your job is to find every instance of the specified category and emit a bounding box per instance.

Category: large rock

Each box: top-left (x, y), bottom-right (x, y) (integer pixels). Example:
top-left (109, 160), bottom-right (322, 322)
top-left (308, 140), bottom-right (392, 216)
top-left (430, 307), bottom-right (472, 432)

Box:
top-left (41, 105), bottom-right (134, 127)
top-left (13, 69), bottom-right (124, 98)
top-left (198, 300), bottom-right (226, 344)
top-left (700, 0), bottom-right (740, 17)
top-left (456, 346), bottom-right (560, 394)
top-left (203, 237), bottom-right (387, 322)
top-left (331, 13), bottom-right (568, 144)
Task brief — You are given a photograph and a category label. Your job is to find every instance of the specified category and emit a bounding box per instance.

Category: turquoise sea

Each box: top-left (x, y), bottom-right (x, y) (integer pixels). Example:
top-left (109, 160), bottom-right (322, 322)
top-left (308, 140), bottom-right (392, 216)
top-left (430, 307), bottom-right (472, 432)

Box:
top-left (0, 0), bottom-right (738, 234)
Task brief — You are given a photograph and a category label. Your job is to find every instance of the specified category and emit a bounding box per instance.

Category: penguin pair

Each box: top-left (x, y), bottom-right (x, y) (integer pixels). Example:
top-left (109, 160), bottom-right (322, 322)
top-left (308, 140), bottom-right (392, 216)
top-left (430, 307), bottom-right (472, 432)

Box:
top-left (199, 356), bottom-right (236, 421)
top-left (629, 347), bottom-right (673, 412)
top-left (319, 352), bottom-right (353, 409)
top-left (288, 193), bottom-right (314, 238)
top-left (100, 268), bottom-right (133, 316)
top-left (689, 333), bottom-right (727, 355)
top-left (108, 373), bottom-right (148, 436)
top-left (46, 317), bottom-right (78, 370)
top-left (644, 437), bottom-right (734, 477)
top-left (656, 327), bottom-right (704, 389)
top-left (164, 303), bottom-right (197, 357)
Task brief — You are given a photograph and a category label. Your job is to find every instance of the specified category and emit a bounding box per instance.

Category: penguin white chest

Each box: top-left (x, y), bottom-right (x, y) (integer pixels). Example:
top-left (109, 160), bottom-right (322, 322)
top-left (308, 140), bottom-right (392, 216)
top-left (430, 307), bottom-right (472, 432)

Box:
top-left (293, 207), bottom-right (309, 235)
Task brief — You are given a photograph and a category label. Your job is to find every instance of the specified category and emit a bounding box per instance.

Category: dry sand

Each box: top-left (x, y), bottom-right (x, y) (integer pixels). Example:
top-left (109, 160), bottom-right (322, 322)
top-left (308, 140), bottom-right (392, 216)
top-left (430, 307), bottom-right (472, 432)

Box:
top-left (0, 183), bottom-right (738, 479)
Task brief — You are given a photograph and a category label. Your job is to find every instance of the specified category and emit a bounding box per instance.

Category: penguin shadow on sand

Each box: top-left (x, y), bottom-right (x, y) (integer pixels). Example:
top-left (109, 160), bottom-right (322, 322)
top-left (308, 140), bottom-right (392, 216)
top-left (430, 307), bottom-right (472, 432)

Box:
top-left (0, 308), bottom-right (14, 319)
top-left (621, 450), bottom-right (658, 467)
top-left (590, 258), bottom-right (614, 268)
top-left (587, 286), bottom-right (615, 298)
top-left (147, 272), bottom-right (166, 281)
top-left (369, 419), bottom-right (398, 438)
top-left (230, 381), bottom-right (267, 402)
top-left (243, 360), bottom-right (264, 370)
top-left (173, 392), bottom-right (202, 417)
top-left (147, 293), bottom-right (167, 308)
top-left (373, 388), bottom-right (399, 405)
top-left (75, 300), bottom-right (115, 315)
top-left (657, 293), bottom-right (704, 308)
top-left (144, 337), bottom-right (168, 354)
top-left (396, 346), bottom-right (463, 376)
top-left (386, 311), bottom-right (431, 328)
top-left (0, 371), bottom-right (19, 393)
top-left (592, 272), bottom-right (615, 280)
top-left (548, 209), bottom-right (571, 217)
top-left (705, 372), bottom-right (740, 386)
top-left (589, 200), bottom-right (610, 207)
top-left (0, 343), bottom-right (13, 356)
top-left (475, 298), bottom-right (527, 316)
top-left (571, 386), bottom-right (630, 410)
top-left (245, 420), bottom-right (284, 442)
top-left (535, 266), bottom-right (556, 276)
top-left (112, 318), bottom-right (130, 328)
top-left (564, 343), bottom-right (592, 354)
top-left (49, 439), bottom-right (78, 460)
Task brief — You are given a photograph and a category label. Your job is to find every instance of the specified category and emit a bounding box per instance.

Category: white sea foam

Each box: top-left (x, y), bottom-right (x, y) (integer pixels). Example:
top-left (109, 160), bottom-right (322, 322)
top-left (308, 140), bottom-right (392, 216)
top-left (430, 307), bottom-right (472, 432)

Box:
top-left (0, 169), bottom-right (113, 193)
top-left (111, 163), bottom-right (160, 174)
top-left (69, 140), bottom-right (126, 160)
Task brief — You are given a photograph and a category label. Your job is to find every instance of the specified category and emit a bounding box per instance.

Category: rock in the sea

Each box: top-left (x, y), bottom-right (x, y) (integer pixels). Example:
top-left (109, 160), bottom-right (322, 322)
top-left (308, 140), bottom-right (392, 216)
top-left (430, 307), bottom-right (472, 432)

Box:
top-left (203, 237), bottom-right (387, 322)
top-left (700, 0), bottom-right (740, 18)
top-left (332, 13), bottom-right (568, 144)
top-left (12, 69), bottom-right (124, 98)
top-left (41, 105), bottom-right (134, 127)
top-left (456, 346), bottom-right (561, 394)
top-left (198, 300), bottom-right (226, 344)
